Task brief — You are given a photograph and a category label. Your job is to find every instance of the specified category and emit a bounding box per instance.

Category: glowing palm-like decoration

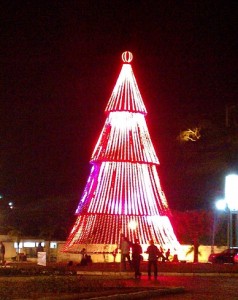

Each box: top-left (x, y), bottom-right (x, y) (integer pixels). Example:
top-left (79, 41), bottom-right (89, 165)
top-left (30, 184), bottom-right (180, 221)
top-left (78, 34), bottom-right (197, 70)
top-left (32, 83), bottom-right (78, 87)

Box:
top-left (64, 52), bottom-right (180, 252)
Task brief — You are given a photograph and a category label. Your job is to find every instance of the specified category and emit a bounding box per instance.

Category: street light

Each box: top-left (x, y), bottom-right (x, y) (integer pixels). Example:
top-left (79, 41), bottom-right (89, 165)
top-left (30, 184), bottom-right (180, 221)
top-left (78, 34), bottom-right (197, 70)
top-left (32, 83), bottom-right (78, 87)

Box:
top-left (225, 174), bottom-right (238, 248)
top-left (214, 174), bottom-right (238, 249)
top-left (8, 202), bottom-right (14, 209)
top-left (215, 199), bottom-right (227, 211)
top-left (214, 198), bottom-right (229, 248)
top-left (211, 199), bottom-right (227, 253)
top-left (225, 174), bottom-right (238, 211)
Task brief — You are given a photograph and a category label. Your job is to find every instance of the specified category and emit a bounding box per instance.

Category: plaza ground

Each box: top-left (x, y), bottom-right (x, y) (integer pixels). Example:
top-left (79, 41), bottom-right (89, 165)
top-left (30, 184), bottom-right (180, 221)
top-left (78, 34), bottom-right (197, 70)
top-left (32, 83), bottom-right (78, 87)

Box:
top-left (0, 261), bottom-right (238, 299)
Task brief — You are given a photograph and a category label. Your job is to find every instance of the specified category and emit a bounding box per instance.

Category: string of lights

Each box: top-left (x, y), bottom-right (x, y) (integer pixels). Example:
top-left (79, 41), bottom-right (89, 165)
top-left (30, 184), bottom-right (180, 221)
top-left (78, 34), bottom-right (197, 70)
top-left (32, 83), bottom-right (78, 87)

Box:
top-left (64, 51), bottom-right (180, 253)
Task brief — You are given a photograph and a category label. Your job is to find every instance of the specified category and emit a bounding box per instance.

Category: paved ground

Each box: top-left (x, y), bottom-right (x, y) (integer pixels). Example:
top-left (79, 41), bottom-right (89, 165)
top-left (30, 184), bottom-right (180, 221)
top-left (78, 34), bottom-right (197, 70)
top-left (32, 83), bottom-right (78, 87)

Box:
top-left (38, 275), bottom-right (238, 300)
top-left (75, 260), bottom-right (238, 275)
top-left (75, 262), bottom-right (238, 300)
top-left (4, 261), bottom-right (238, 299)
top-left (149, 275), bottom-right (238, 299)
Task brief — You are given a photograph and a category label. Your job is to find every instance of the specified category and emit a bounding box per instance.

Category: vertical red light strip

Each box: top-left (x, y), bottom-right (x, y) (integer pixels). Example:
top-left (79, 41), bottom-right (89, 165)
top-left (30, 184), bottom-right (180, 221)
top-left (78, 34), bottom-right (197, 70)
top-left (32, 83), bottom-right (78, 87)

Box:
top-left (98, 166), bottom-right (108, 213)
top-left (132, 165), bottom-right (142, 215)
top-left (128, 164), bottom-right (135, 215)
top-left (134, 164), bottom-right (145, 215)
top-left (112, 164), bottom-right (118, 214)
top-left (137, 165), bottom-right (149, 215)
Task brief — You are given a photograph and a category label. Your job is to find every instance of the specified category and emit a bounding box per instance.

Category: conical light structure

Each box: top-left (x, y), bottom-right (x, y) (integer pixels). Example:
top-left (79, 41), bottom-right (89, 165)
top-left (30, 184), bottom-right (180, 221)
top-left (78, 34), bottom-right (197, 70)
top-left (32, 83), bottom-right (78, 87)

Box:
top-left (64, 52), bottom-right (180, 253)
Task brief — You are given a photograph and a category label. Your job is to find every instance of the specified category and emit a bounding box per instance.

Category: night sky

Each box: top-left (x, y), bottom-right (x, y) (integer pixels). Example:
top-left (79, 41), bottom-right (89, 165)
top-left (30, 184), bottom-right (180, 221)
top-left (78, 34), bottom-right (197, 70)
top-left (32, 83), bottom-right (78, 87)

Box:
top-left (1, 1), bottom-right (238, 210)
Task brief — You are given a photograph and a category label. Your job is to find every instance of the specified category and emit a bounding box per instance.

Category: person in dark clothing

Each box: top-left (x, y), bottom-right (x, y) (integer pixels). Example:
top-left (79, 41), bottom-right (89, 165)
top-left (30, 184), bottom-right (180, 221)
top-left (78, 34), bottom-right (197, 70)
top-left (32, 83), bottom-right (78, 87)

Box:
top-left (0, 242), bottom-right (5, 265)
top-left (131, 238), bottom-right (142, 279)
top-left (146, 239), bottom-right (160, 280)
top-left (165, 248), bottom-right (171, 262)
top-left (36, 242), bottom-right (44, 253)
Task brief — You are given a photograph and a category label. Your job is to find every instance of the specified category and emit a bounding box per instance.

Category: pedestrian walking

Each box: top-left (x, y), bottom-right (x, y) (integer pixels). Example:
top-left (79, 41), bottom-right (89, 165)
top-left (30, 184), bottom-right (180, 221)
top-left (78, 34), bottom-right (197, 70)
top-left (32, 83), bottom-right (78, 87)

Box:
top-left (0, 241), bottom-right (5, 266)
top-left (146, 239), bottom-right (160, 280)
top-left (131, 238), bottom-right (142, 279)
top-left (119, 234), bottom-right (131, 271)
top-left (36, 242), bottom-right (44, 253)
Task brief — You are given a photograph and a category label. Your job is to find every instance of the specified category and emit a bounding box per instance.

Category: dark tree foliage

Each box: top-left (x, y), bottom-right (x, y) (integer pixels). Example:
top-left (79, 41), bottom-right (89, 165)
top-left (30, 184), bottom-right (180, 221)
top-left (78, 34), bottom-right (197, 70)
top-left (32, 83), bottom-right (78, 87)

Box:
top-left (162, 107), bottom-right (238, 211)
top-left (171, 209), bottom-right (227, 262)
top-left (171, 210), bottom-right (214, 245)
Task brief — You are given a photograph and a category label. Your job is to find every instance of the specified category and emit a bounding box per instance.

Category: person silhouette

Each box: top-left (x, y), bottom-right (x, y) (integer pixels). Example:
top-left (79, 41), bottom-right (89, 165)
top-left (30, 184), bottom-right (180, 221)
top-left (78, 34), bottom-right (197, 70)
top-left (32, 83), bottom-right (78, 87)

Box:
top-left (120, 234), bottom-right (131, 271)
top-left (131, 238), bottom-right (142, 279)
top-left (146, 240), bottom-right (160, 280)
top-left (0, 242), bottom-right (5, 265)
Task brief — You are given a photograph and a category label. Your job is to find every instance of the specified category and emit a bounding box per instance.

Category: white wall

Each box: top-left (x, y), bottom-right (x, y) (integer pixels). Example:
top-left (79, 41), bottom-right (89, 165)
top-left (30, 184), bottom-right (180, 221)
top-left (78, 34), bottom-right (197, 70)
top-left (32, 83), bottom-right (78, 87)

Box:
top-left (56, 243), bottom-right (228, 263)
top-left (0, 235), bottom-right (228, 264)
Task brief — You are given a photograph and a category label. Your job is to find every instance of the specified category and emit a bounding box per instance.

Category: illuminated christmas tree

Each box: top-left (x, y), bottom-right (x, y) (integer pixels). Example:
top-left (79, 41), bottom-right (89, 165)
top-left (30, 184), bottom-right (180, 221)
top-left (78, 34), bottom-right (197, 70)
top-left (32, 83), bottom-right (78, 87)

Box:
top-left (64, 51), bottom-right (180, 254)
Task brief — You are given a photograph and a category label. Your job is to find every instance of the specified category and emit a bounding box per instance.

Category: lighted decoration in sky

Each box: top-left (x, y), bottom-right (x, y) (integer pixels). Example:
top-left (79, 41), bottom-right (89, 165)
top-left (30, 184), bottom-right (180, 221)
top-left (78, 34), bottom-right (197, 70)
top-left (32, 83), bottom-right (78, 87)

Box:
top-left (64, 51), bottom-right (180, 252)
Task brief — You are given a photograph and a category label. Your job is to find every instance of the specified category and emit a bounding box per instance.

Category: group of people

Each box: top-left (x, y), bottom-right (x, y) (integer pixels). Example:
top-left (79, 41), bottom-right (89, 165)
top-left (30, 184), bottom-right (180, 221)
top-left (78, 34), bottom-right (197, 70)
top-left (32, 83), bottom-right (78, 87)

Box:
top-left (120, 234), bottom-right (171, 280)
top-left (120, 235), bottom-right (142, 279)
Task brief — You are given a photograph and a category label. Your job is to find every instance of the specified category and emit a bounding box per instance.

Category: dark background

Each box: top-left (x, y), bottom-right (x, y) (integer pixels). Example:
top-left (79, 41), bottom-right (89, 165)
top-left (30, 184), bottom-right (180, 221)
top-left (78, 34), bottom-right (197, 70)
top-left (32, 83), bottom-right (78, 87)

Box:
top-left (1, 1), bottom-right (238, 213)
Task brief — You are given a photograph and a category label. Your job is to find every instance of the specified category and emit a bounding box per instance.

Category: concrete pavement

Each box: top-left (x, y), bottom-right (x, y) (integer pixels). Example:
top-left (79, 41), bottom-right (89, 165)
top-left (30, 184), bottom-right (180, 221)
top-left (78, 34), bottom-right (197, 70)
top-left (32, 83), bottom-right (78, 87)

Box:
top-left (4, 261), bottom-right (238, 299)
